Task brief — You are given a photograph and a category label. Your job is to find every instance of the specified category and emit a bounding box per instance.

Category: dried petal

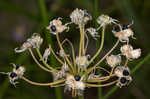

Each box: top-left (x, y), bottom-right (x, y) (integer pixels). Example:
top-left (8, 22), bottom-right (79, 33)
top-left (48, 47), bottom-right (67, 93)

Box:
top-left (86, 27), bottom-right (99, 40)
top-left (97, 14), bottom-right (118, 29)
top-left (43, 48), bottom-right (51, 62)
top-left (106, 54), bottom-right (121, 67)
top-left (70, 8), bottom-right (92, 25)
top-left (47, 18), bottom-right (67, 35)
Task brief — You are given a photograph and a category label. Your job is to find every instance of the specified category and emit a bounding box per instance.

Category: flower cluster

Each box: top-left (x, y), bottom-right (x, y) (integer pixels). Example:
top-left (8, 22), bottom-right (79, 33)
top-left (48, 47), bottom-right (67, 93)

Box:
top-left (1, 8), bottom-right (141, 97)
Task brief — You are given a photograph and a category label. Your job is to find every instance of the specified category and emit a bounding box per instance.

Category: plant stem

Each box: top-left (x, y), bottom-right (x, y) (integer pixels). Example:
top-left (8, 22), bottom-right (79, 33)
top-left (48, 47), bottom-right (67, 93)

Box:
top-left (86, 39), bottom-right (119, 75)
top-left (56, 34), bottom-right (75, 74)
top-left (29, 49), bottom-right (53, 73)
top-left (103, 53), bottom-right (150, 99)
top-left (89, 27), bottom-right (105, 64)
top-left (79, 24), bottom-right (84, 56)
top-left (94, 0), bottom-right (102, 98)
top-left (36, 48), bottom-right (57, 72)
top-left (79, 96), bottom-right (84, 99)
top-left (22, 76), bottom-right (65, 86)
top-left (38, 0), bottom-right (62, 99)
top-left (0, 79), bottom-right (9, 99)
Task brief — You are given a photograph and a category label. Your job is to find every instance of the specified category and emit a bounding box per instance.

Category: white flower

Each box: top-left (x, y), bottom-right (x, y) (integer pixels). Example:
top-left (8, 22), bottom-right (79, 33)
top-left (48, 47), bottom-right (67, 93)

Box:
top-left (130, 49), bottom-right (141, 59)
top-left (53, 71), bottom-right (64, 81)
top-left (116, 76), bottom-right (132, 88)
top-left (15, 33), bottom-right (43, 53)
top-left (97, 14), bottom-right (118, 28)
top-left (61, 62), bottom-right (69, 72)
top-left (75, 56), bottom-right (89, 70)
top-left (106, 54), bottom-right (121, 67)
top-left (15, 42), bottom-right (32, 53)
top-left (70, 8), bottom-right (92, 25)
top-left (1, 64), bottom-right (25, 86)
top-left (120, 44), bottom-right (133, 54)
top-left (58, 49), bottom-right (68, 57)
top-left (120, 44), bottom-right (133, 58)
top-left (29, 33), bottom-right (43, 48)
top-left (65, 74), bottom-right (85, 91)
top-left (112, 24), bottom-right (134, 42)
top-left (82, 10), bottom-right (92, 23)
top-left (86, 27), bottom-right (99, 40)
top-left (75, 81), bottom-right (85, 90)
top-left (53, 63), bottom-right (68, 81)
top-left (120, 44), bottom-right (141, 59)
top-left (47, 18), bottom-right (67, 35)
top-left (114, 66), bottom-right (130, 77)
top-left (42, 48), bottom-right (51, 63)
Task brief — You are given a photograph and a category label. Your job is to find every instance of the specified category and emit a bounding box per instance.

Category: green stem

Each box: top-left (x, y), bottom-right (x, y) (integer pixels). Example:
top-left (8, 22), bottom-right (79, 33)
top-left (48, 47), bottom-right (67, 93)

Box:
top-left (38, 0), bottom-right (48, 26)
top-left (36, 48), bottom-right (57, 72)
top-left (94, 0), bottom-right (102, 98)
top-left (98, 69), bottom-right (102, 99)
top-left (38, 0), bottom-right (62, 99)
top-left (79, 24), bottom-right (84, 56)
top-left (103, 53), bottom-right (150, 99)
top-left (0, 79), bottom-right (9, 99)
top-left (94, 0), bottom-right (99, 21)
top-left (103, 86), bottom-right (118, 99)
top-left (54, 87), bottom-right (63, 99)
top-left (89, 27), bottom-right (105, 65)
top-left (78, 96), bottom-right (84, 99)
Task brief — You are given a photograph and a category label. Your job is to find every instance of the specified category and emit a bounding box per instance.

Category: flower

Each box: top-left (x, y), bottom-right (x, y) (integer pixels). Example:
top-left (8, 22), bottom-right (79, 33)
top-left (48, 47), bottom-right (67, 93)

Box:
top-left (70, 8), bottom-right (92, 25)
top-left (129, 49), bottom-right (141, 59)
top-left (47, 18), bottom-right (68, 35)
top-left (97, 14), bottom-right (118, 28)
top-left (65, 74), bottom-right (85, 96)
top-left (120, 44), bottom-right (141, 59)
top-left (58, 49), bottom-right (68, 57)
top-left (75, 56), bottom-right (89, 70)
top-left (53, 63), bottom-right (68, 81)
top-left (43, 47), bottom-right (51, 63)
top-left (116, 76), bottom-right (132, 88)
top-left (0, 64), bottom-right (25, 86)
top-left (114, 66), bottom-right (130, 77)
top-left (114, 66), bottom-right (132, 88)
top-left (86, 27), bottom-right (99, 40)
top-left (106, 54), bottom-right (121, 67)
top-left (112, 24), bottom-right (134, 42)
top-left (15, 33), bottom-right (43, 53)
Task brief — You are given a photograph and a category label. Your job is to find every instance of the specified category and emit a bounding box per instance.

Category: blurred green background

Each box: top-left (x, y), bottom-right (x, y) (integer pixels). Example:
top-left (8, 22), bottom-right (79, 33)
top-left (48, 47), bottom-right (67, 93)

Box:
top-left (0, 0), bottom-right (150, 99)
